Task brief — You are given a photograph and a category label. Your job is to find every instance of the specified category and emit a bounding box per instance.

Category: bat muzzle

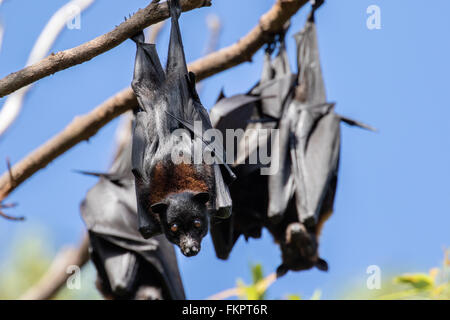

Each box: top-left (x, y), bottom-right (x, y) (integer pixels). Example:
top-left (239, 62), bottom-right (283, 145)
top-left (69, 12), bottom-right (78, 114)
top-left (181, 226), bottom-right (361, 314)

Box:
top-left (180, 236), bottom-right (200, 257)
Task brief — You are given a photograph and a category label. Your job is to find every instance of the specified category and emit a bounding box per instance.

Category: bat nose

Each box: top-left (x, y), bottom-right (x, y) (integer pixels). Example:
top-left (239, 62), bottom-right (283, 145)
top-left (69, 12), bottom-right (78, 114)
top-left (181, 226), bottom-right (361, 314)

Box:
top-left (182, 246), bottom-right (199, 257)
top-left (180, 235), bottom-right (200, 256)
top-left (181, 244), bottom-right (200, 257)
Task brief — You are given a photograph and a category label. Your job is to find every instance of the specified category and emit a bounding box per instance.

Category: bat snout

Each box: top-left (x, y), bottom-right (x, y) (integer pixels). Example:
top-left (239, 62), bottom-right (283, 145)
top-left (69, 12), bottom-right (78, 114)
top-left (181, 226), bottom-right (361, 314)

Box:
top-left (181, 245), bottom-right (200, 257)
top-left (179, 236), bottom-right (201, 257)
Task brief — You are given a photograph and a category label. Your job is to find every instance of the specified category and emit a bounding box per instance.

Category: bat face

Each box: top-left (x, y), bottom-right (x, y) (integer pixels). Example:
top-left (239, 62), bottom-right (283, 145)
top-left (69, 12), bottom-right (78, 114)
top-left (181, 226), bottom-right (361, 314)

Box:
top-left (276, 222), bottom-right (328, 278)
top-left (151, 192), bottom-right (209, 257)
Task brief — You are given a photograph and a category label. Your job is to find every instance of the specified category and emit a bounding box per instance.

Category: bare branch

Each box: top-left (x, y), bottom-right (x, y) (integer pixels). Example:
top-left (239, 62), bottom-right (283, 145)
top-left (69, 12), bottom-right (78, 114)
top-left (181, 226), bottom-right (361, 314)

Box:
top-left (19, 234), bottom-right (90, 300)
top-left (0, 0), bottom-right (212, 98)
top-left (0, 0), bottom-right (96, 137)
top-left (0, 0), bottom-right (308, 204)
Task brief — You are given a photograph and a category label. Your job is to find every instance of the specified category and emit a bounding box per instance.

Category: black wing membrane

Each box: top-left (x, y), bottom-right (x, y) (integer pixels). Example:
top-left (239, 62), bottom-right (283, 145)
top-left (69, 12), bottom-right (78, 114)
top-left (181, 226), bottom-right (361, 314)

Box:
top-left (80, 135), bottom-right (185, 300)
top-left (209, 27), bottom-right (295, 259)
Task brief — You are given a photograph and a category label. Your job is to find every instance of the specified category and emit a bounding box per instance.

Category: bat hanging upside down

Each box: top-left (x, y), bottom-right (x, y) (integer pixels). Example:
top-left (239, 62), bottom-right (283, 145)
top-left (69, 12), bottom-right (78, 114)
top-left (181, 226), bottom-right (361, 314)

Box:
top-left (130, 0), bottom-right (234, 257)
top-left (209, 1), bottom-right (375, 277)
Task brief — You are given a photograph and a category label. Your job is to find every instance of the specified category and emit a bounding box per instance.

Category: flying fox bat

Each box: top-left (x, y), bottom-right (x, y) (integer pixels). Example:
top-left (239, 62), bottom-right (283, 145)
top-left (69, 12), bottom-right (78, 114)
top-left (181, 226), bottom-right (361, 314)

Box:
top-left (80, 138), bottom-right (185, 300)
top-left (209, 28), bottom-right (295, 259)
top-left (209, 1), bottom-right (375, 277)
top-left (130, 0), bottom-right (234, 257)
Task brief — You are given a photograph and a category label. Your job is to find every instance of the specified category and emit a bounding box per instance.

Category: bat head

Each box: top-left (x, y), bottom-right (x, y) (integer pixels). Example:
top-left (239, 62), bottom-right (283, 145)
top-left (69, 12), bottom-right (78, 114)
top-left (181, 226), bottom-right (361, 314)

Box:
top-left (150, 191), bottom-right (210, 257)
top-left (276, 222), bottom-right (328, 277)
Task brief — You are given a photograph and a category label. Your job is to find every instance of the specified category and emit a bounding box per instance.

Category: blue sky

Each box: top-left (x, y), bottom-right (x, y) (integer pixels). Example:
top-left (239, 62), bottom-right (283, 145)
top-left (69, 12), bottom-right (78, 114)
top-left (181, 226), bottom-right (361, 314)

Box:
top-left (0, 0), bottom-right (449, 299)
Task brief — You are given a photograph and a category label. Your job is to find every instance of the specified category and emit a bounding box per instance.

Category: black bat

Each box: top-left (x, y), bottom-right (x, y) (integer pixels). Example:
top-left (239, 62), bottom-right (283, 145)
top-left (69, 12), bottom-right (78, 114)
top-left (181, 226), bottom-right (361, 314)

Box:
top-left (209, 24), bottom-right (295, 259)
top-left (130, 0), bottom-right (234, 257)
top-left (80, 137), bottom-right (185, 300)
top-left (210, 2), bottom-right (375, 277)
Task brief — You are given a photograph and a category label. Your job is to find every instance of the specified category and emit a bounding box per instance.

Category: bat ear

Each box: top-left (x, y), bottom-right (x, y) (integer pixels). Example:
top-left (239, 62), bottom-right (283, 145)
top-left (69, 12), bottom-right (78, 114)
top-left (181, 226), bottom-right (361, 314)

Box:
top-left (150, 202), bottom-right (168, 214)
top-left (192, 192), bottom-right (210, 205)
top-left (316, 258), bottom-right (329, 272)
top-left (276, 264), bottom-right (289, 278)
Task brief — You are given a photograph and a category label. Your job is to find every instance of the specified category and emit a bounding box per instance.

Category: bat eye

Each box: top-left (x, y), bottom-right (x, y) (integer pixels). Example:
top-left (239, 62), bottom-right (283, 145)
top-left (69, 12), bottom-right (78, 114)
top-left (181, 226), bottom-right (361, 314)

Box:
top-left (193, 219), bottom-right (202, 228)
top-left (170, 224), bottom-right (178, 233)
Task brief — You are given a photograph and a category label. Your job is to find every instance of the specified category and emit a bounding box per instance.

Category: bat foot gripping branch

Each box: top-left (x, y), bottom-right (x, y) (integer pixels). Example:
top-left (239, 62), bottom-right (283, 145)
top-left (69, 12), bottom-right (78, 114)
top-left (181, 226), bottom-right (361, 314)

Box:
top-left (308, 0), bottom-right (325, 22)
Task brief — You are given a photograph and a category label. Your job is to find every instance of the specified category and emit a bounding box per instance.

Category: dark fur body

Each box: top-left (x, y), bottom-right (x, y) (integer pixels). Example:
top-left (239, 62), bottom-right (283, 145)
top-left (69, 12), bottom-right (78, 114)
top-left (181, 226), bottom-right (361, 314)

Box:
top-left (148, 160), bottom-right (214, 214)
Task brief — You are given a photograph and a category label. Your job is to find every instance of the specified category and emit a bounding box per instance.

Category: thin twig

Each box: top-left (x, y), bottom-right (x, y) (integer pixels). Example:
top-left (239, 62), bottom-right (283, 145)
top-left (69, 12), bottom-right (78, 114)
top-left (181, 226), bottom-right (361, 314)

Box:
top-left (0, 208), bottom-right (24, 221)
top-left (0, 157), bottom-right (23, 220)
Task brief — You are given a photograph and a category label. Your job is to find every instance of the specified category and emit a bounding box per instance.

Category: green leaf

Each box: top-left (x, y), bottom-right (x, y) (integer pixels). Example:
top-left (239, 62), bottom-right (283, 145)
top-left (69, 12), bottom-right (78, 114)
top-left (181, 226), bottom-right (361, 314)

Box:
top-left (251, 264), bottom-right (264, 284)
top-left (395, 273), bottom-right (434, 290)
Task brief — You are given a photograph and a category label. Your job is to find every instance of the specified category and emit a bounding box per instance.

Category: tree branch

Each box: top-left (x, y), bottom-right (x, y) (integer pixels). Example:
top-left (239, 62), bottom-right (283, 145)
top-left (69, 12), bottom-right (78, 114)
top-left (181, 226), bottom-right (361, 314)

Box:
top-left (0, 0), bottom-right (308, 204)
top-left (0, 0), bottom-right (212, 98)
top-left (19, 234), bottom-right (90, 300)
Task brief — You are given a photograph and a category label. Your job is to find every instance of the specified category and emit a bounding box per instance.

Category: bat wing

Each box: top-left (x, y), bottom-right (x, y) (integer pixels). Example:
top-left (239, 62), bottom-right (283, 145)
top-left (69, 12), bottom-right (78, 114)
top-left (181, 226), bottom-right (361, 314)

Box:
top-left (236, 37), bottom-right (295, 178)
top-left (252, 38), bottom-right (295, 120)
top-left (294, 107), bottom-right (341, 224)
top-left (209, 216), bottom-right (240, 260)
top-left (294, 20), bottom-right (327, 105)
top-left (131, 32), bottom-right (165, 110)
top-left (89, 232), bottom-right (185, 300)
top-left (267, 101), bottom-right (296, 220)
top-left (209, 172), bottom-right (267, 259)
top-left (210, 94), bottom-right (262, 134)
top-left (80, 172), bottom-right (144, 243)
top-left (286, 16), bottom-right (337, 224)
